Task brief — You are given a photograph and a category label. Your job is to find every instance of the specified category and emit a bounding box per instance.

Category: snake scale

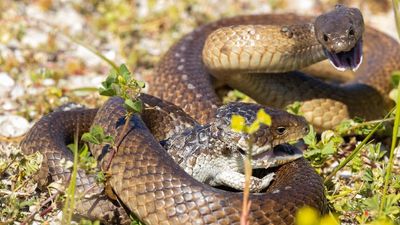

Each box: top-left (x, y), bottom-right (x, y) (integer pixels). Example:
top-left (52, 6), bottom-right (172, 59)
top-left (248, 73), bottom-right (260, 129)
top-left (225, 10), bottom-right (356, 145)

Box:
top-left (21, 5), bottom-right (400, 225)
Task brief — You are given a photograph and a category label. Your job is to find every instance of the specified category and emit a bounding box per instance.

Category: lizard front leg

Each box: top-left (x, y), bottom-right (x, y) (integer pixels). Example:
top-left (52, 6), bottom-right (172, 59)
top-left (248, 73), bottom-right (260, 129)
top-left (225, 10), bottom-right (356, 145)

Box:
top-left (212, 171), bottom-right (275, 192)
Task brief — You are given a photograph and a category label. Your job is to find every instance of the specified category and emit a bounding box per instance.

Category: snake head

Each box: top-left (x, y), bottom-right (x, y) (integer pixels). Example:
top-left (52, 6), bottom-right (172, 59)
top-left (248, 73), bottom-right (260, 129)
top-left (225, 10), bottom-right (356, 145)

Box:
top-left (314, 4), bottom-right (364, 71)
top-left (213, 102), bottom-right (309, 162)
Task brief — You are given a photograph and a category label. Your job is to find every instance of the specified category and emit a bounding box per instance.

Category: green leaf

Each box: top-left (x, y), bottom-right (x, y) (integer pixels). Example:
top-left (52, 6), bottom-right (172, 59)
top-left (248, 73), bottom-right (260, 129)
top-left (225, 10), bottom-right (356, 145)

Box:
top-left (111, 83), bottom-right (121, 96)
top-left (79, 144), bottom-right (89, 158)
top-left (81, 133), bottom-right (100, 145)
top-left (96, 171), bottom-right (106, 183)
top-left (233, 90), bottom-right (246, 99)
top-left (231, 115), bottom-right (245, 132)
top-left (286, 101), bottom-right (302, 115)
top-left (320, 141), bottom-right (335, 155)
top-left (383, 194), bottom-right (400, 215)
top-left (103, 135), bottom-right (115, 145)
top-left (67, 143), bottom-right (77, 152)
top-left (303, 126), bottom-right (317, 148)
top-left (124, 99), bottom-right (143, 113)
top-left (91, 125), bottom-right (104, 137)
top-left (137, 80), bottom-right (146, 88)
top-left (98, 87), bottom-right (116, 96)
top-left (105, 70), bottom-right (117, 86)
top-left (119, 64), bottom-right (131, 77)
top-left (303, 148), bottom-right (321, 158)
top-left (364, 195), bottom-right (380, 212)
top-left (81, 125), bottom-right (106, 145)
top-left (117, 74), bottom-right (126, 85)
top-left (391, 70), bottom-right (400, 88)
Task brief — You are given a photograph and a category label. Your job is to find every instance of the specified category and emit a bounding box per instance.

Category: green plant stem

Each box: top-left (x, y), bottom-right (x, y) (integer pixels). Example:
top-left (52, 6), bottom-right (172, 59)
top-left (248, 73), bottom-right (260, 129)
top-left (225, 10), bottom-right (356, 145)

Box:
top-left (21, 189), bottom-right (62, 225)
top-left (64, 33), bottom-right (119, 71)
top-left (351, 117), bottom-right (394, 128)
top-left (118, 114), bottom-right (132, 145)
top-left (240, 140), bottom-right (252, 225)
top-left (61, 126), bottom-right (79, 224)
top-left (324, 108), bottom-right (395, 184)
top-left (379, 0), bottom-right (400, 216)
top-left (393, 0), bottom-right (400, 40)
top-left (379, 79), bottom-right (400, 215)
top-left (26, 16), bottom-right (119, 71)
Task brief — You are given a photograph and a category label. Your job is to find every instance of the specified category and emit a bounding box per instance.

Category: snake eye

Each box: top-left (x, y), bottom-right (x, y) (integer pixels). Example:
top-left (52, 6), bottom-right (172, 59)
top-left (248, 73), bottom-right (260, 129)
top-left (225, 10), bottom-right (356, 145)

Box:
top-left (276, 127), bottom-right (287, 135)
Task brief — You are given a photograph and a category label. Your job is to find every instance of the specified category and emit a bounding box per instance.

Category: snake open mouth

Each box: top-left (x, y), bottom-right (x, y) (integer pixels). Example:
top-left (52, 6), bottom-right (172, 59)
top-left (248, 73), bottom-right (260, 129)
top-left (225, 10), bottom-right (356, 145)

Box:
top-left (324, 39), bottom-right (363, 72)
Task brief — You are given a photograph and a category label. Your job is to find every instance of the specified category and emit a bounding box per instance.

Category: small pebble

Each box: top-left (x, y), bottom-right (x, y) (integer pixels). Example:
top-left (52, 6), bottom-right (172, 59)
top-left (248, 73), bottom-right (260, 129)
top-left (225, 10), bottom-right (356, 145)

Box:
top-left (2, 101), bottom-right (16, 111)
top-left (330, 161), bottom-right (339, 168)
top-left (10, 84), bottom-right (25, 99)
top-left (21, 29), bottom-right (48, 48)
top-left (0, 72), bottom-right (15, 96)
top-left (42, 78), bottom-right (56, 86)
top-left (338, 170), bottom-right (353, 179)
top-left (395, 146), bottom-right (400, 156)
top-left (0, 115), bottom-right (30, 137)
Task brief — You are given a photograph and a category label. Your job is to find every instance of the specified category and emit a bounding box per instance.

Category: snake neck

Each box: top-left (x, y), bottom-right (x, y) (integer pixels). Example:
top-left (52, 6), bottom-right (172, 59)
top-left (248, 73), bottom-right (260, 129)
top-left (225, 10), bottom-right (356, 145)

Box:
top-left (202, 23), bottom-right (327, 77)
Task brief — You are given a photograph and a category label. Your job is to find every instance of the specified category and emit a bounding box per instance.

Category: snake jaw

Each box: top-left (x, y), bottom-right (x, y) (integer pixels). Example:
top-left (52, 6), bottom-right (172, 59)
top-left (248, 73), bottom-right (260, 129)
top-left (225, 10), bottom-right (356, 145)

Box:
top-left (324, 38), bottom-right (363, 72)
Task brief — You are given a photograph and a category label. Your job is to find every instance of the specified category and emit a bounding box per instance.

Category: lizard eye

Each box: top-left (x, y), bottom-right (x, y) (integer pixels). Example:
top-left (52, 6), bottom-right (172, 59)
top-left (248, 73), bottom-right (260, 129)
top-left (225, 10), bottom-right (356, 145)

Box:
top-left (276, 127), bottom-right (287, 135)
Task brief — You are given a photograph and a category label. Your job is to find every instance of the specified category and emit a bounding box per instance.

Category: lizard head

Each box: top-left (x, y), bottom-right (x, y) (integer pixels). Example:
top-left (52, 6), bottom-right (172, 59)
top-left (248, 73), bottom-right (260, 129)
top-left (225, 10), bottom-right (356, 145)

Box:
top-left (213, 102), bottom-right (309, 168)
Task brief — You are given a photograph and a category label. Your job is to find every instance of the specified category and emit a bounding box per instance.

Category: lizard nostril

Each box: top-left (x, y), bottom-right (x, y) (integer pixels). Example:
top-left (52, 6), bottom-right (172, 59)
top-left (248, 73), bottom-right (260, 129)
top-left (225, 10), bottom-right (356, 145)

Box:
top-left (303, 126), bottom-right (310, 135)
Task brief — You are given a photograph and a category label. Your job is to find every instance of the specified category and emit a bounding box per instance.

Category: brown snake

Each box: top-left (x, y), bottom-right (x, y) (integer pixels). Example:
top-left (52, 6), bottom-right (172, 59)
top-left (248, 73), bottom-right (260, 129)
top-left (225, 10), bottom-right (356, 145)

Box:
top-left (21, 5), bottom-right (400, 225)
top-left (149, 5), bottom-right (400, 131)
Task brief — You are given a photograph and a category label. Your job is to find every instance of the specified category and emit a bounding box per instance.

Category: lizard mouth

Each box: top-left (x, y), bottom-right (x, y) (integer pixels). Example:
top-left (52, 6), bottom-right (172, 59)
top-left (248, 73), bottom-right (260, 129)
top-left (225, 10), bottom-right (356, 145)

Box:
top-left (239, 144), bottom-right (303, 169)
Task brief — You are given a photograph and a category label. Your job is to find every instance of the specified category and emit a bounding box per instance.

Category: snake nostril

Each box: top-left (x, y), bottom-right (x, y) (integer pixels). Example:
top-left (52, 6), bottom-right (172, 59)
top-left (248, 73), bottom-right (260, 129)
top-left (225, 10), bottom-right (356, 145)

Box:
top-left (348, 27), bottom-right (355, 37)
top-left (323, 34), bottom-right (329, 42)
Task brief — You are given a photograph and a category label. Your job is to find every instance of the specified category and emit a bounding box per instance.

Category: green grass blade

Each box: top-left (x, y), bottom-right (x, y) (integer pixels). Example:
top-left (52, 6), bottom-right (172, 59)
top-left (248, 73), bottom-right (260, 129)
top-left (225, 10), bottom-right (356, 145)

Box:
top-left (379, 0), bottom-right (400, 215)
top-left (64, 34), bottom-right (119, 71)
top-left (30, 19), bottom-right (119, 71)
top-left (393, 0), bottom-right (400, 40)
top-left (61, 128), bottom-right (79, 224)
top-left (324, 108), bottom-right (395, 184)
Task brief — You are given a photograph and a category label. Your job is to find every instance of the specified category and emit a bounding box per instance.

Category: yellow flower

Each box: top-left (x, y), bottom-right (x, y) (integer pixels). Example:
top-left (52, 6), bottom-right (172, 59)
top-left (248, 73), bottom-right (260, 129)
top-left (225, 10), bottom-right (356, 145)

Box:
top-left (295, 207), bottom-right (339, 225)
top-left (296, 207), bottom-right (319, 225)
top-left (231, 115), bottom-right (245, 132)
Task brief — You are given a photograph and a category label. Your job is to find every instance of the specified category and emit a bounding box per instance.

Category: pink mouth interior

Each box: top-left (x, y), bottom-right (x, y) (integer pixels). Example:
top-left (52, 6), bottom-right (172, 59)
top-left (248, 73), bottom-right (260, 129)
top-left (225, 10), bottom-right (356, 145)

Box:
top-left (324, 39), bottom-right (363, 72)
top-left (253, 144), bottom-right (303, 162)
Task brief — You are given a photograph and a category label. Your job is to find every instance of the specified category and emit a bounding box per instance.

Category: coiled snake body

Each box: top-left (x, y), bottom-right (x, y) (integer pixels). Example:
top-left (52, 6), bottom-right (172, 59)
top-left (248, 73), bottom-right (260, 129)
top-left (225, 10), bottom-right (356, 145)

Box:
top-left (21, 5), bottom-right (400, 225)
